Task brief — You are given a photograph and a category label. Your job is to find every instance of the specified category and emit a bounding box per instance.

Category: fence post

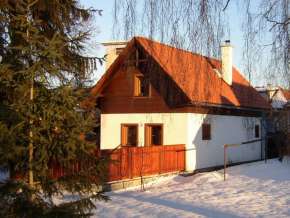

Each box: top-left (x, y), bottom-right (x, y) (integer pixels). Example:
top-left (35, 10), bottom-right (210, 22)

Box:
top-left (159, 146), bottom-right (162, 174)
top-left (130, 147), bottom-right (133, 179)
top-left (119, 148), bottom-right (122, 180)
top-left (224, 144), bottom-right (227, 181)
top-left (140, 148), bottom-right (145, 191)
top-left (176, 147), bottom-right (179, 171)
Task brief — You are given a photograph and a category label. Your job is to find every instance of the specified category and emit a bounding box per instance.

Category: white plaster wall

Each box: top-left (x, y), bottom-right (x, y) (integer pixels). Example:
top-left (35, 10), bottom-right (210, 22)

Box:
top-left (101, 113), bottom-right (262, 172)
top-left (100, 113), bottom-right (188, 150)
top-left (272, 89), bottom-right (287, 109)
top-left (187, 114), bottom-right (262, 170)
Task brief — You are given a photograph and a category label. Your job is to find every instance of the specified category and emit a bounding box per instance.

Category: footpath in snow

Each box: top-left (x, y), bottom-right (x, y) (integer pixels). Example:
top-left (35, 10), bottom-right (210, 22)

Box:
top-left (94, 159), bottom-right (290, 218)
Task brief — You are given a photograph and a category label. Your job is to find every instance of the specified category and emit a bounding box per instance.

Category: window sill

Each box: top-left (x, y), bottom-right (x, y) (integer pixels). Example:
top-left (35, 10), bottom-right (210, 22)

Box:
top-left (133, 96), bottom-right (151, 99)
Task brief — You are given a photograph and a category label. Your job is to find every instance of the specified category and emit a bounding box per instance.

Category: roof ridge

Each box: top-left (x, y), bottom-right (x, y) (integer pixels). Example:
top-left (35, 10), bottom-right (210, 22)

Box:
top-left (134, 36), bottom-right (224, 65)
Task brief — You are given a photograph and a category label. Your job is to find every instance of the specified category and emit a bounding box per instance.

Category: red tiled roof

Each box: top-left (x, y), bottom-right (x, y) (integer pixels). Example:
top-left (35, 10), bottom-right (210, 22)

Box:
top-left (91, 37), bottom-right (270, 110)
top-left (280, 88), bottom-right (290, 101)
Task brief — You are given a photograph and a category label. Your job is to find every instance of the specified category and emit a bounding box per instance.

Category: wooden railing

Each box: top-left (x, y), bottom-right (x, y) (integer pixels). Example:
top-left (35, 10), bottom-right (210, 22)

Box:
top-left (50, 144), bottom-right (185, 182)
top-left (102, 144), bottom-right (185, 182)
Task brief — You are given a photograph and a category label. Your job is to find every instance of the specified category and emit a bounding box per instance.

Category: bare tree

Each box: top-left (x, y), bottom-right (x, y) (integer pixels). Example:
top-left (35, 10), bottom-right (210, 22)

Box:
top-left (113, 0), bottom-right (289, 86)
top-left (242, 0), bottom-right (289, 86)
top-left (113, 0), bottom-right (227, 57)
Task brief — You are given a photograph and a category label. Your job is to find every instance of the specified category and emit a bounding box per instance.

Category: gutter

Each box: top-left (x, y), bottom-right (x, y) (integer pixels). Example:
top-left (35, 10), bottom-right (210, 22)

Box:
top-left (174, 101), bottom-right (270, 113)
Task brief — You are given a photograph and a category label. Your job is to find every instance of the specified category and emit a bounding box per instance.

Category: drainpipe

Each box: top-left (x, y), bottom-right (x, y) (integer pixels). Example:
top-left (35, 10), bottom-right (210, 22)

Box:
top-left (261, 111), bottom-right (267, 162)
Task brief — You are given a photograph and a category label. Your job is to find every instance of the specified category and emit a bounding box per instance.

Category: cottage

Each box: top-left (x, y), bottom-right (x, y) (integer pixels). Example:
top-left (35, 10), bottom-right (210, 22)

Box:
top-left (90, 37), bottom-right (269, 172)
top-left (256, 86), bottom-right (290, 110)
top-left (256, 85), bottom-right (290, 135)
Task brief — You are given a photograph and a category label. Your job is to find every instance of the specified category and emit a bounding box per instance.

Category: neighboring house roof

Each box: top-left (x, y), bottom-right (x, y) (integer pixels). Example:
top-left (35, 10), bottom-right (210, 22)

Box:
top-left (280, 88), bottom-right (290, 101)
top-left (256, 86), bottom-right (290, 109)
top-left (90, 37), bottom-right (269, 110)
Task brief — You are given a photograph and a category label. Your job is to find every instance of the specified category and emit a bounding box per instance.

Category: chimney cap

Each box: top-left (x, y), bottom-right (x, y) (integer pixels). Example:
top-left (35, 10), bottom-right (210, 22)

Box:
top-left (102, 41), bottom-right (127, 47)
top-left (221, 40), bottom-right (233, 47)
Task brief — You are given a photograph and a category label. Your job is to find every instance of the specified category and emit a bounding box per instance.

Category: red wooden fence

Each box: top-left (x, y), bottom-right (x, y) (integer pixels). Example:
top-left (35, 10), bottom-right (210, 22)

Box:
top-left (50, 144), bottom-right (185, 182)
top-left (102, 144), bottom-right (185, 182)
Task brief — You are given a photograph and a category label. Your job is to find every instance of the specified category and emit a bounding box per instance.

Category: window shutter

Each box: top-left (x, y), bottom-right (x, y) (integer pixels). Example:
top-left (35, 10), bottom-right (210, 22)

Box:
top-left (121, 125), bottom-right (127, 145)
top-left (145, 125), bottom-right (152, 146)
top-left (134, 76), bottom-right (140, 96)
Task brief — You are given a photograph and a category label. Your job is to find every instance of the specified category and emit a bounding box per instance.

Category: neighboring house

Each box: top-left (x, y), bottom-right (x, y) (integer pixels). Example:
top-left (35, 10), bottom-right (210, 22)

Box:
top-left (256, 86), bottom-right (290, 158)
top-left (256, 86), bottom-right (290, 132)
top-left (89, 37), bottom-right (269, 172)
top-left (256, 86), bottom-right (290, 109)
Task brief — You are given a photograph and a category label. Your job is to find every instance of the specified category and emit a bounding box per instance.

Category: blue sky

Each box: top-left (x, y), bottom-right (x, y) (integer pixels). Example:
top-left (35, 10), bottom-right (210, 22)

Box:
top-left (80, 0), bottom-right (263, 84)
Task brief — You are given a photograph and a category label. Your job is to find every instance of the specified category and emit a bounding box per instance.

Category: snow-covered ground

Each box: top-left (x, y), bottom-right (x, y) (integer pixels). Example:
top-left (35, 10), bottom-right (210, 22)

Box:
top-left (94, 159), bottom-right (290, 218)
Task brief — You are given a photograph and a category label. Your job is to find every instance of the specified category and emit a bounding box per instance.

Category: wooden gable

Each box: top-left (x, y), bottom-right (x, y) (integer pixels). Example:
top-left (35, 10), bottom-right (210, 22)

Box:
top-left (99, 65), bottom-right (174, 113)
top-left (97, 42), bottom-right (193, 113)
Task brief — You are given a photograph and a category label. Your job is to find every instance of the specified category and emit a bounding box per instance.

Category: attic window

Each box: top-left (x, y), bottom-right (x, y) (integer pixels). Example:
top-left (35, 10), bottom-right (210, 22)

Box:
top-left (134, 75), bottom-right (150, 97)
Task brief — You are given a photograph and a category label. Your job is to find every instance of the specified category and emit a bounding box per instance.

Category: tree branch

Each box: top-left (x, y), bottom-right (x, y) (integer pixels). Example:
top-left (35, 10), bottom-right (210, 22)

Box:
top-left (223, 0), bottom-right (231, 11)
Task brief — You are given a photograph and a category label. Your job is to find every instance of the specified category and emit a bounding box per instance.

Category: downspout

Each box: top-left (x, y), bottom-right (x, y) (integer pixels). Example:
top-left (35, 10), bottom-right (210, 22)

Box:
top-left (261, 111), bottom-right (267, 162)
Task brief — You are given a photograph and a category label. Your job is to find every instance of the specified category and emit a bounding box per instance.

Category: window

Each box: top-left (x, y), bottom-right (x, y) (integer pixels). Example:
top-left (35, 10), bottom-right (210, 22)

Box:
top-left (145, 124), bottom-right (163, 146)
top-left (134, 75), bottom-right (150, 97)
top-left (121, 124), bottom-right (138, 146)
top-left (255, 125), bottom-right (260, 138)
top-left (202, 123), bottom-right (211, 140)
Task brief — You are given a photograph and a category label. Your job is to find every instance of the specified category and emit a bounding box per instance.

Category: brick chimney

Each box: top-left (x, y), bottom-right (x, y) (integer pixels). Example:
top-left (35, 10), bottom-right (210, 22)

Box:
top-left (220, 40), bottom-right (233, 85)
top-left (102, 41), bottom-right (127, 71)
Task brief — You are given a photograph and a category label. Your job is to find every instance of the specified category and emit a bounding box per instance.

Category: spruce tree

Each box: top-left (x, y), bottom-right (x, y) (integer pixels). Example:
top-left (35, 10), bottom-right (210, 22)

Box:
top-left (0, 0), bottom-right (108, 217)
